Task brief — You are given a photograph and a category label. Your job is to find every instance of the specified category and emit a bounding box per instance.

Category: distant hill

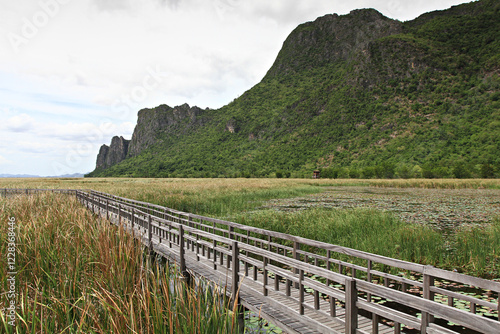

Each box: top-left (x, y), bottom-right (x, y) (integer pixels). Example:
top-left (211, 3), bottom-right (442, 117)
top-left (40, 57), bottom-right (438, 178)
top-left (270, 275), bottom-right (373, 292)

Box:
top-left (0, 173), bottom-right (85, 178)
top-left (87, 0), bottom-right (500, 179)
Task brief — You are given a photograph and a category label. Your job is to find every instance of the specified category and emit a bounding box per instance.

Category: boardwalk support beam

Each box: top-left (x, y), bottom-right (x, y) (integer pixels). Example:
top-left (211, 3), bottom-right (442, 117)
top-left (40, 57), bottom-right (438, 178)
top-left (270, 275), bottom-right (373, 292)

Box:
top-left (231, 241), bottom-right (244, 331)
top-left (345, 277), bottom-right (358, 334)
top-left (179, 225), bottom-right (191, 286)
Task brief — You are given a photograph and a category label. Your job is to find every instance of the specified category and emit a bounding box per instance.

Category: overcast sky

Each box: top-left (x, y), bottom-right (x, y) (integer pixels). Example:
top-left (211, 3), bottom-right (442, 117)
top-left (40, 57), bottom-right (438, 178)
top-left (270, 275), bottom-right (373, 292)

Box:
top-left (0, 0), bottom-right (473, 176)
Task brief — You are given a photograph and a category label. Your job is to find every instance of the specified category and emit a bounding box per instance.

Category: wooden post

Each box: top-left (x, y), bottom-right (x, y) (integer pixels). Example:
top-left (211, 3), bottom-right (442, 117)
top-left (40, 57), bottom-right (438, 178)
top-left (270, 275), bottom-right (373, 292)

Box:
top-left (106, 199), bottom-right (109, 222)
top-left (286, 277), bottom-right (291, 297)
top-left (131, 208), bottom-right (135, 235)
top-left (367, 259), bottom-right (377, 330)
top-left (231, 241), bottom-right (240, 305)
top-left (367, 260), bottom-right (372, 302)
top-left (118, 204), bottom-right (121, 226)
top-left (179, 225), bottom-right (190, 285)
top-left (421, 267), bottom-right (435, 333)
top-left (330, 295), bottom-right (336, 317)
top-left (196, 228), bottom-right (200, 262)
top-left (299, 269), bottom-right (304, 315)
top-left (188, 215), bottom-right (193, 250)
top-left (158, 216), bottom-right (162, 244)
top-left (293, 241), bottom-right (300, 288)
top-left (228, 226), bottom-right (234, 269)
top-left (345, 278), bottom-right (358, 334)
top-left (213, 221), bottom-right (217, 270)
top-left (314, 289), bottom-right (320, 310)
top-left (372, 314), bottom-right (379, 334)
top-left (231, 241), bottom-right (244, 332)
top-left (245, 230), bottom-right (250, 277)
top-left (148, 215), bottom-right (152, 249)
top-left (394, 322), bottom-right (401, 334)
top-left (263, 256), bottom-right (268, 296)
top-left (326, 250), bottom-right (331, 286)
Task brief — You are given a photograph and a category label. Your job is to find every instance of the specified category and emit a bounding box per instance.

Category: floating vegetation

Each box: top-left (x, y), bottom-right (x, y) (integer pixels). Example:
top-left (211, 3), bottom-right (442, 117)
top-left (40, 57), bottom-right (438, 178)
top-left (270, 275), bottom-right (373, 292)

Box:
top-left (258, 186), bottom-right (500, 234)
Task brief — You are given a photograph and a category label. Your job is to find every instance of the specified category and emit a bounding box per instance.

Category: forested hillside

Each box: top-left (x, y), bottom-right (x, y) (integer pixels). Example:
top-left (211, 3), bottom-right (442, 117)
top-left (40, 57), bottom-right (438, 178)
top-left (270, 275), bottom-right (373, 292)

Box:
top-left (87, 0), bottom-right (499, 179)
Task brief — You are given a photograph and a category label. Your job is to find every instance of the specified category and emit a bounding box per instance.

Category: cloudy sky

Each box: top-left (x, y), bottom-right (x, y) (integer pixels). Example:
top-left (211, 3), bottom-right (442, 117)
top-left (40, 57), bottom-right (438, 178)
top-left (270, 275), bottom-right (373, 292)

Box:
top-left (0, 0), bottom-right (473, 176)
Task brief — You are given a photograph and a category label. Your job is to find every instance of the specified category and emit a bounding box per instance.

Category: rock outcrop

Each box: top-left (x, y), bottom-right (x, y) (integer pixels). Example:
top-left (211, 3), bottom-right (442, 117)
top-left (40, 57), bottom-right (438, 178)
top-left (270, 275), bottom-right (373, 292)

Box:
top-left (264, 9), bottom-right (402, 79)
top-left (94, 104), bottom-right (207, 170)
top-left (127, 103), bottom-right (207, 157)
top-left (95, 136), bottom-right (130, 169)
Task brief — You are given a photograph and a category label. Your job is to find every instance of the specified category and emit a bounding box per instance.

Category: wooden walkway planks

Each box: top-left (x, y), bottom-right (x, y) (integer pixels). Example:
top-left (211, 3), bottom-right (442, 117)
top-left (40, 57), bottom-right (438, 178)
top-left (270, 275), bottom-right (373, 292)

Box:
top-left (108, 208), bottom-right (386, 334)
top-left (107, 207), bottom-right (395, 334)
top-left (131, 224), bottom-right (348, 333)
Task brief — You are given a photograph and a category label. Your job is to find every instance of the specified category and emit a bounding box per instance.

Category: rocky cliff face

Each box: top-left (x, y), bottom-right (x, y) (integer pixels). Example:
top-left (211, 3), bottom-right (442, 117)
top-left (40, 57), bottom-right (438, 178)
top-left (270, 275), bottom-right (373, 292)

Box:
top-left (94, 104), bottom-right (207, 170)
top-left (127, 103), bottom-right (207, 157)
top-left (95, 136), bottom-right (130, 169)
top-left (264, 9), bottom-right (402, 79)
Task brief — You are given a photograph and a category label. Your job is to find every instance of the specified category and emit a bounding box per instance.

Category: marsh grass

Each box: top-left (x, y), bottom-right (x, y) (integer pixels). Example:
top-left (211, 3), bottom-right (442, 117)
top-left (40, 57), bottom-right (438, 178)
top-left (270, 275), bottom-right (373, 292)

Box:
top-left (452, 220), bottom-right (500, 278)
top-left (1, 177), bottom-right (499, 278)
top-left (0, 193), bottom-right (239, 333)
top-left (313, 178), bottom-right (500, 189)
top-left (0, 178), bottom-right (327, 218)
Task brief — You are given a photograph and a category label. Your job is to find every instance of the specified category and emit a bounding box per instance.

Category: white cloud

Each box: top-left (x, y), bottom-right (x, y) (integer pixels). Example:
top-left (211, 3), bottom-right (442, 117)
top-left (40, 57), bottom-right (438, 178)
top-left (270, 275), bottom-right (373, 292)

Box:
top-left (0, 0), bottom-right (473, 175)
top-left (5, 113), bottom-right (35, 132)
top-left (39, 121), bottom-right (135, 142)
top-left (0, 155), bottom-right (13, 165)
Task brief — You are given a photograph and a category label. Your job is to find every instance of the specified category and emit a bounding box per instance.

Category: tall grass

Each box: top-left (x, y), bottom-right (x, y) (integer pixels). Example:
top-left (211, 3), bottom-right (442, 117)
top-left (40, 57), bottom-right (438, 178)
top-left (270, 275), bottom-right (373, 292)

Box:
top-left (313, 178), bottom-right (500, 189)
top-left (0, 178), bottom-right (326, 217)
top-left (452, 220), bottom-right (500, 278)
top-left (0, 193), bottom-right (239, 333)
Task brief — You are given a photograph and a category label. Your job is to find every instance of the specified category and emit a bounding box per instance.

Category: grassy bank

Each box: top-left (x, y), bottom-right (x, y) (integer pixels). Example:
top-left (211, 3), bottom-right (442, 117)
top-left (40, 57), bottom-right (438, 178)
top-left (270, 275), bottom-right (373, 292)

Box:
top-left (0, 193), bottom-right (239, 333)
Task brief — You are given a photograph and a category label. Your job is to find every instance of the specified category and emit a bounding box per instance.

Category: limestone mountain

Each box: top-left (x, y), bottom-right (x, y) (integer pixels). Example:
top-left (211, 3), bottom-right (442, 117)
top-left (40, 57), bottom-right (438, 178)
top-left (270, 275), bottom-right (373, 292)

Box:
top-left (96, 136), bottom-right (129, 169)
top-left (87, 0), bottom-right (499, 179)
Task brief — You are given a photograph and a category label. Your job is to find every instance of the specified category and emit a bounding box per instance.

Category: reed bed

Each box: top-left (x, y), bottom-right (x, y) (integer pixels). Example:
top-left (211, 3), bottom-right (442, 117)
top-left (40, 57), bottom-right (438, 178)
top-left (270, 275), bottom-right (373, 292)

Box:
top-left (1, 177), bottom-right (498, 278)
top-left (0, 178), bottom-right (325, 217)
top-left (1, 178), bottom-right (498, 216)
top-left (0, 193), bottom-right (240, 333)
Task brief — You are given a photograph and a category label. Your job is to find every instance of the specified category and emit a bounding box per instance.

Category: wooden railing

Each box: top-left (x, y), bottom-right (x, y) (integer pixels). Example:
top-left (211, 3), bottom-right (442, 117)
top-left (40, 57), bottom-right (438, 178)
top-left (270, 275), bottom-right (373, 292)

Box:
top-left (3, 188), bottom-right (500, 334)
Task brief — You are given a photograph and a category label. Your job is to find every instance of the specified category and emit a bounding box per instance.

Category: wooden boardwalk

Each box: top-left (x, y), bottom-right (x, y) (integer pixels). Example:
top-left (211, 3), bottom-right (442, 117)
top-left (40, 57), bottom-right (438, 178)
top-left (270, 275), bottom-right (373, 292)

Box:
top-left (2, 188), bottom-right (500, 334)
